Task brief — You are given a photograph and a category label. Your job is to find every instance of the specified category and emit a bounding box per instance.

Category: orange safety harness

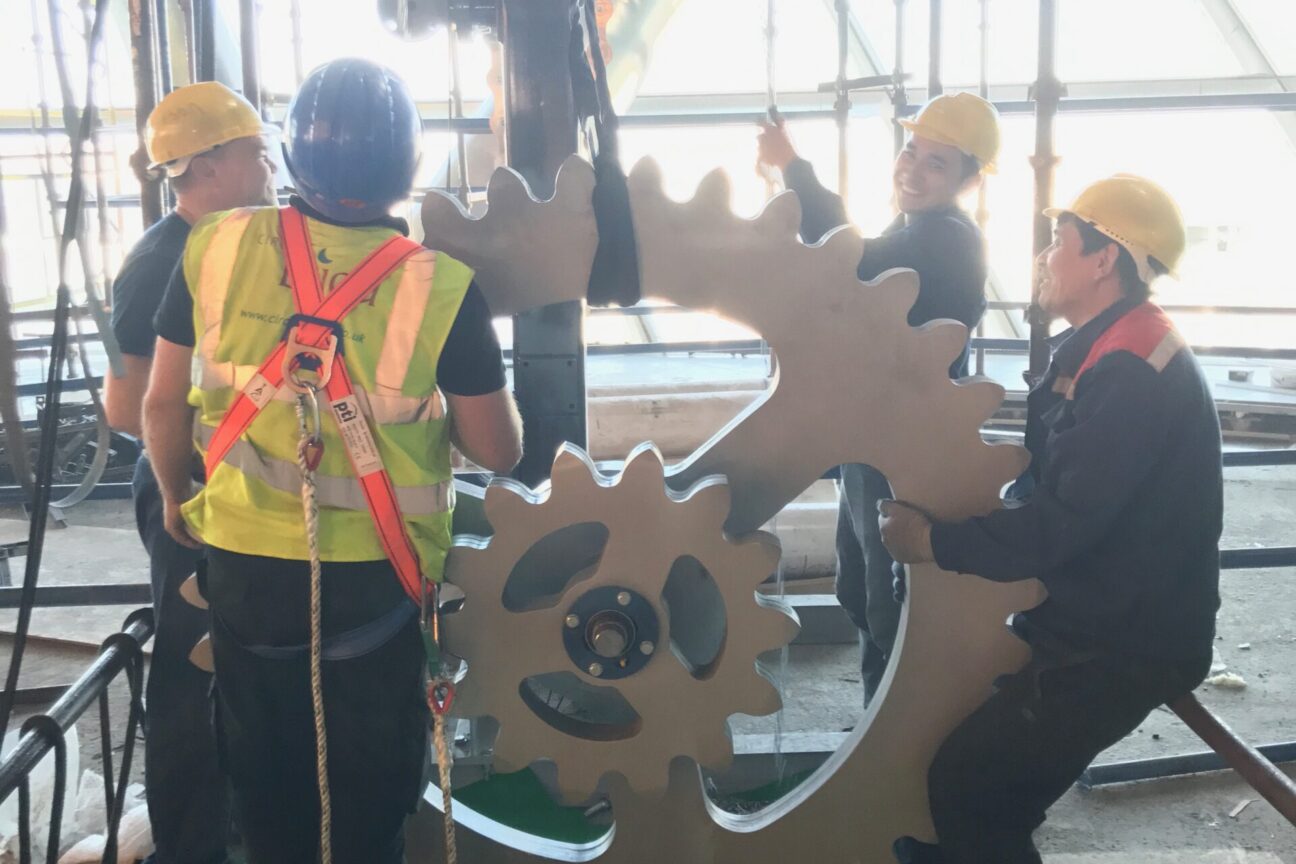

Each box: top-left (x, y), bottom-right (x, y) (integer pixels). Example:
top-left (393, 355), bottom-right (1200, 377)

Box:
top-left (203, 207), bottom-right (427, 604)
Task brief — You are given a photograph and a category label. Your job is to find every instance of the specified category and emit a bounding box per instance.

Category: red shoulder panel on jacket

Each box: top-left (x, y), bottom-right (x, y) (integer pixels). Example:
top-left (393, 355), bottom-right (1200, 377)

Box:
top-left (1073, 302), bottom-right (1185, 389)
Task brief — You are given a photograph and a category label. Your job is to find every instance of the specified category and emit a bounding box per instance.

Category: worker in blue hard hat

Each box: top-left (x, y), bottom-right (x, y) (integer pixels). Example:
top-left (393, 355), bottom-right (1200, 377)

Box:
top-left (144, 58), bottom-right (522, 863)
top-left (757, 93), bottom-right (1000, 707)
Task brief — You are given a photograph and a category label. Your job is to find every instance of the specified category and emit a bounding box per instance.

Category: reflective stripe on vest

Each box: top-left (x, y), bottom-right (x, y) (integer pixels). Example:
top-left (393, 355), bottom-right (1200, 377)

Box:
top-left (195, 209), bottom-right (255, 389)
top-left (195, 425), bottom-right (454, 515)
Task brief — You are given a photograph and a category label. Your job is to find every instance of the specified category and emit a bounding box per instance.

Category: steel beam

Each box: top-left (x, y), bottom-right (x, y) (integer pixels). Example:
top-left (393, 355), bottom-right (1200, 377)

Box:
top-left (501, 0), bottom-right (587, 487)
top-left (0, 584), bottom-right (153, 609)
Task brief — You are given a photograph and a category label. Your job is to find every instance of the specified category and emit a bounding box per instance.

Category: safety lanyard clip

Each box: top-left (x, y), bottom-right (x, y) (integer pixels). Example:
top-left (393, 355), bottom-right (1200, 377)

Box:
top-left (282, 314), bottom-right (343, 395)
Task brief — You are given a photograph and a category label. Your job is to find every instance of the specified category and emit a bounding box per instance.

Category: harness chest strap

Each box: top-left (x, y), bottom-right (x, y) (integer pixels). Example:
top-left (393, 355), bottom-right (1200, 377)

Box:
top-left (204, 208), bottom-right (429, 603)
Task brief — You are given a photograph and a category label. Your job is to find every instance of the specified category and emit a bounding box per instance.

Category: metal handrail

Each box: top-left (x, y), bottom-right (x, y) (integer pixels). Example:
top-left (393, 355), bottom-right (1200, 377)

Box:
top-left (0, 610), bottom-right (153, 863)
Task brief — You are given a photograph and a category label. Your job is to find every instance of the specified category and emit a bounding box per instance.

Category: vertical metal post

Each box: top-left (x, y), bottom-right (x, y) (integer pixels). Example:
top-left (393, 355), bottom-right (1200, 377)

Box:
top-left (975, 0), bottom-right (989, 231)
top-left (1028, 0), bottom-right (1061, 381)
top-left (155, 0), bottom-right (173, 94)
top-left (927, 0), bottom-right (942, 98)
top-left (238, 0), bottom-right (261, 113)
top-left (179, 0), bottom-right (198, 84)
top-left (289, 0), bottom-right (304, 85)
top-left (194, 0), bottom-right (215, 83)
top-left (129, 0), bottom-right (164, 226)
top-left (501, 0), bottom-right (587, 487)
top-left (892, 0), bottom-right (908, 155)
top-left (834, 0), bottom-right (849, 200)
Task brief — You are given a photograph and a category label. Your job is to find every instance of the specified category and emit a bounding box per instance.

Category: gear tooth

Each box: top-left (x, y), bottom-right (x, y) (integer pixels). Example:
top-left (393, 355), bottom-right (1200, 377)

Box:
top-left (618, 442), bottom-right (666, 490)
top-left (692, 723), bottom-right (736, 772)
top-left (739, 670), bottom-right (785, 718)
top-left (818, 222), bottom-right (867, 269)
top-left (554, 757), bottom-right (608, 804)
top-left (486, 163), bottom-right (529, 205)
top-left (732, 531), bottom-right (781, 582)
top-left (482, 478), bottom-right (532, 528)
top-left (757, 189), bottom-right (803, 238)
top-left (552, 443), bottom-right (599, 488)
top-left (951, 376), bottom-right (1010, 428)
top-left (692, 168), bottom-right (733, 212)
top-left (866, 267), bottom-right (922, 325)
top-left (628, 156), bottom-right (664, 194)
top-left (916, 319), bottom-right (972, 371)
top-left (553, 154), bottom-right (597, 204)
top-left (420, 186), bottom-right (471, 223)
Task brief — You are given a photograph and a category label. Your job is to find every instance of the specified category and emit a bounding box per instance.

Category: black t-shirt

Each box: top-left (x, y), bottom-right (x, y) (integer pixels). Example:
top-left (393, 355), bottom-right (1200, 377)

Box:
top-left (153, 202), bottom-right (506, 397)
top-left (111, 212), bottom-right (191, 357)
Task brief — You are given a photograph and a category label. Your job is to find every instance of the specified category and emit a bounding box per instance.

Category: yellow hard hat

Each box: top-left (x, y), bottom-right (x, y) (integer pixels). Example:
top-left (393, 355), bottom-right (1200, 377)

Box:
top-left (1044, 174), bottom-right (1187, 280)
top-left (898, 92), bottom-right (1001, 174)
top-left (145, 82), bottom-right (264, 178)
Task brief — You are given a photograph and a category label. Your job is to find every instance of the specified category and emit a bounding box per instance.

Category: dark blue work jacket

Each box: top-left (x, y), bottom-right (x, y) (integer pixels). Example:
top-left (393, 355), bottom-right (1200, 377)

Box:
top-left (931, 297), bottom-right (1223, 660)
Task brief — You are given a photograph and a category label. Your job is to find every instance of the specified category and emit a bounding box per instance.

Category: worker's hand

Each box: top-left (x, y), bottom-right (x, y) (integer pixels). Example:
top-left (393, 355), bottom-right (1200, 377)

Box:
top-left (163, 498), bottom-right (202, 550)
top-left (756, 115), bottom-right (797, 173)
top-left (878, 499), bottom-right (934, 564)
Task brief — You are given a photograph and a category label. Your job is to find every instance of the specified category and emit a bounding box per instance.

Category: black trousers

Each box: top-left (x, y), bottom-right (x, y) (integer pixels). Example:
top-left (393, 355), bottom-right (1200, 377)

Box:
top-left (834, 462), bottom-right (899, 704)
top-left (205, 549), bottom-right (429, 864)
top-left (132, 455), bottom-right (230, 864)
top-left (923, 651), bottom-right (1210, 864)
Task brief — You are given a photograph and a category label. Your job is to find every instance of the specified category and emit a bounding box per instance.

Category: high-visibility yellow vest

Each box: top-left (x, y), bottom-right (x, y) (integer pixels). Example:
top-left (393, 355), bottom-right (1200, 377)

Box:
top-left (179, 206), bottom-right (472, 580)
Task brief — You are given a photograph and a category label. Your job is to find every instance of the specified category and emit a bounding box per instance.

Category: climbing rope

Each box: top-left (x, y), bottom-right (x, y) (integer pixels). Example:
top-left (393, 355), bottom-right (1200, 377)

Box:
top-left (431, 693), bottom-right (458, 864)
top-left (423, 577), bottom-right (458, 863)
top-left (293, 383), bottom-right (333, 864)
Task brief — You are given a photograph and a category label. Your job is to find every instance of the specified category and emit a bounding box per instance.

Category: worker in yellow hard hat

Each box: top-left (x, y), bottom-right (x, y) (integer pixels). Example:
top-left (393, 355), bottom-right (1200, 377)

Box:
top-left (757, 92), bottom-right (1001, 706)
top-left (104, 80), bottom-right (275, 864)
top-left (880, 176), bottom-right (1221, 864)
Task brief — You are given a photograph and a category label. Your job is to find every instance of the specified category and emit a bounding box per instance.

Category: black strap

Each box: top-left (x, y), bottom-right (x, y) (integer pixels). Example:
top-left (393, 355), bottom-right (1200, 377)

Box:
top-left (568, 0), bottom-right (641, 308)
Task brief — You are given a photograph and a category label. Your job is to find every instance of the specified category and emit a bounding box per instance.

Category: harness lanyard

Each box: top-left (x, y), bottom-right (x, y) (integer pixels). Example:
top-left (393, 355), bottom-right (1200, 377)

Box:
top-left (207, 208), bottom-right (460, 859)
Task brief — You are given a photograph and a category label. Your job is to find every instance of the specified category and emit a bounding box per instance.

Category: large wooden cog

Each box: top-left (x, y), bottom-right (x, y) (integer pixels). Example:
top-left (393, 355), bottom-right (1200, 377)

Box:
top-left (421, 158), bottom-right (1045, 862)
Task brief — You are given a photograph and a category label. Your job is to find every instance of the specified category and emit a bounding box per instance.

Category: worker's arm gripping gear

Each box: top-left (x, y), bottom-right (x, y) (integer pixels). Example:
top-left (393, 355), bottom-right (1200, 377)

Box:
top-left (202, 208), bottom-right (430, 604)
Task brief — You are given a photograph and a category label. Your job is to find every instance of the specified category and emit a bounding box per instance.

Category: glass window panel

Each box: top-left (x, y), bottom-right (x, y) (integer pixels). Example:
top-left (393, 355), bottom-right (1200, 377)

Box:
top-left (635, 0), bottom-right (839, 96)
top-left (1233, 0), bottom-right (1296, 74)
top-left (854, 0), bottom-right (1248, 89)
top-left (1055, 0), bottom-right (1243, 82)
top-left (983, 110), bottom-right (1296, 350)
top-left (255, 0), bottom-right (493, 102)
top-left (848, 0), bottom-right (1038, 88)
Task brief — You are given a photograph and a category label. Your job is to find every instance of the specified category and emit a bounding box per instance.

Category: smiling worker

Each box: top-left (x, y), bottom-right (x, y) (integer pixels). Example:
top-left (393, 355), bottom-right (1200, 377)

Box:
top-left (757, 93), bottom-right (1000, 704)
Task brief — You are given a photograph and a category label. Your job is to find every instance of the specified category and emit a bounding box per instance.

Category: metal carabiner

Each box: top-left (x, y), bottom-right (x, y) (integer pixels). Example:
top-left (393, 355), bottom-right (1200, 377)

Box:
top-left (295, 384), bottom-right (325, 472)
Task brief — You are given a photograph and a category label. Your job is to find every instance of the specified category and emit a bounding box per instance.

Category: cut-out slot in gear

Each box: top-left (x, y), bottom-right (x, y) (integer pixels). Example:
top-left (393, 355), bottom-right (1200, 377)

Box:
top-left (443, 442), bottom-right (799, 802)
top-left (662, 555), bottom-right (728, 680)
top-left (504, 521), bottom-right (611, 612)
top-left (520, 673), bottom-right (643, 742)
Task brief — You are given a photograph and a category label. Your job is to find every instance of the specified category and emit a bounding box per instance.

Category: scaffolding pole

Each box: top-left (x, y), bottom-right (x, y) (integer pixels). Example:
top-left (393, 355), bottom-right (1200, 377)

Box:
top-left (1027, 0), bottom-right (1061, 383)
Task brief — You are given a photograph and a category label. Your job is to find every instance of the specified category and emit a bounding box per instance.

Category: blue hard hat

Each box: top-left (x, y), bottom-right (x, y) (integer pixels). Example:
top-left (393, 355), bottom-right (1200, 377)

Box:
top-left (283, 59), bottom-right (421, 224)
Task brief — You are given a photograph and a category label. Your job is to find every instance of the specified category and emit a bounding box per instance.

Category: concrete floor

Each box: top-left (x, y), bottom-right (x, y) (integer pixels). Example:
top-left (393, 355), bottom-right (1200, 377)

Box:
top-left (2, 466), bottom-right (1294, 861)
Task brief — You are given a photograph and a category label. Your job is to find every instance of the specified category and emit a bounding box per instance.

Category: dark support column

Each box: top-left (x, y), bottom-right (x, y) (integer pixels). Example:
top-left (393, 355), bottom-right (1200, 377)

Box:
top-left (501, 0), bottom-right (587, 487)
top-left (238, 0), bottom-right (261, 112)
top-left (1028, 0), bottom-right (1061, 383)
top-left (154, 0), bottom-right (173, 94)
top-left (194, 0), bottom-right (216, 82)
top-left (128, 0), bottom-right (164, 227)
top-left (927, 0), bottom-right (942, 98)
